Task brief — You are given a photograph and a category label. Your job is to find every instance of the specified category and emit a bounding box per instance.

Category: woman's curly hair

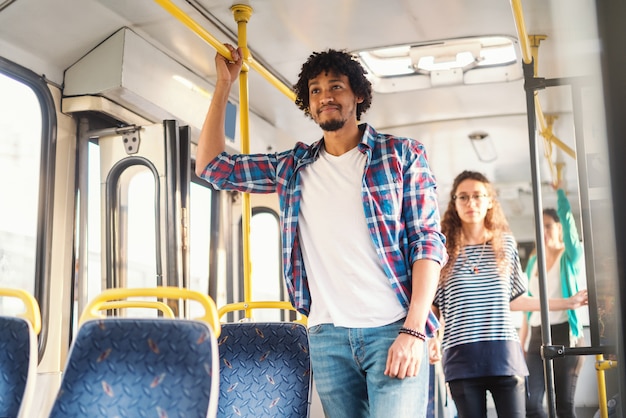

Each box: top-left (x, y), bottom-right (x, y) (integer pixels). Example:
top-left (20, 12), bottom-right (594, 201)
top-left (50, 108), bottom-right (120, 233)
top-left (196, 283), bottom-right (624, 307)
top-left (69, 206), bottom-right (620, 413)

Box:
top-left (293, 49), bottom-right (372, 120)
top-left (440, 170), bottom-right (512, 282)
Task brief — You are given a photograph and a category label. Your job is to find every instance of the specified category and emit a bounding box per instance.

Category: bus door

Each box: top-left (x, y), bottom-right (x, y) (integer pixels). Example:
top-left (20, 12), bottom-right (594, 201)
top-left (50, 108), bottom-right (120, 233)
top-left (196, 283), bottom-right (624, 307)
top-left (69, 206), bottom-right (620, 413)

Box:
top-left (80, 121), bottom-right (190, 317)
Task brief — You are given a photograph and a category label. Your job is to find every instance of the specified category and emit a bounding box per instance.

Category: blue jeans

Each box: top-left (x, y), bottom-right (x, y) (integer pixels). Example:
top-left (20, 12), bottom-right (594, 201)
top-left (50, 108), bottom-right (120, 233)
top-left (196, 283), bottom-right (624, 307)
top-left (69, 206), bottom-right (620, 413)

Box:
top-left (308, 319), bottom-right (429, 418)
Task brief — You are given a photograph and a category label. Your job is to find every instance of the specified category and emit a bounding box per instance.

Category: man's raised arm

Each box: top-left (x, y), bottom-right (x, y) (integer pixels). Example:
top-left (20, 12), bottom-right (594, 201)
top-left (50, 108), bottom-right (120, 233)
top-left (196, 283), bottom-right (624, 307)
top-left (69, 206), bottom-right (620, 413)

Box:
top-left (195, 44), bottom-right (243, 177)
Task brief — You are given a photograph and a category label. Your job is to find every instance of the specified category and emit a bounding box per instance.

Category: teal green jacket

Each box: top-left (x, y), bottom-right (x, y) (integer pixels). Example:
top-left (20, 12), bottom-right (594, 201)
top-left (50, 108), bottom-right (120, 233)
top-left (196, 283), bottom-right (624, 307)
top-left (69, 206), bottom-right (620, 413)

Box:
top-left (525, 188), bottom-right (583, 338)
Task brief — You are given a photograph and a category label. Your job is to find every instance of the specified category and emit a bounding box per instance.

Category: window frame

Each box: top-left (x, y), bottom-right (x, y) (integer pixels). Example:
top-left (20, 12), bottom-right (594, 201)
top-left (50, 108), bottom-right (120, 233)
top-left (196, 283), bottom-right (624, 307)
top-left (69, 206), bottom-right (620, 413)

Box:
top-left (0, 57), bottom-right (57, 357)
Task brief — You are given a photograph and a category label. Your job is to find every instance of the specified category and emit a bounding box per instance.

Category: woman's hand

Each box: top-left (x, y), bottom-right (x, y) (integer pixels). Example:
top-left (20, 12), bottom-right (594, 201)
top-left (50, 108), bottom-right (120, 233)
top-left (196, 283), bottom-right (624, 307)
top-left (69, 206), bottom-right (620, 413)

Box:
top-left (552, 179), bottom-right (565, 191)
top-left (428, 337), bottom-right (442, 364)
top-left (568, 289), bottom-right (588, 309)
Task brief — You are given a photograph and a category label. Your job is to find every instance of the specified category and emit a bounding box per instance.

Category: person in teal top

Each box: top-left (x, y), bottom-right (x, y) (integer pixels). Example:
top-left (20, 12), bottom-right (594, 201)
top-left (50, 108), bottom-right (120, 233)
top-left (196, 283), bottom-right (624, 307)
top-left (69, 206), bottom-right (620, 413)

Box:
top-left (519, 184), bottom-right (586, 418)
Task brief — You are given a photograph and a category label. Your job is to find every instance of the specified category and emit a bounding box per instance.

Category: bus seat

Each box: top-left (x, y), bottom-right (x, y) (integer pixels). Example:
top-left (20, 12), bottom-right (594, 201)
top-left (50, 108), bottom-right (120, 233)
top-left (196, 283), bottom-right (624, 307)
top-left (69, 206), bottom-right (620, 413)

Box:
top-left (0, 288), bottom-right (40, 418)
top-left (217, 321), bottom-right (311, 418)
top-left (0, 316), bottom-right (38, 418)
top-left (48, 317), bottom-right (219, 418)
top-left (48, 287), bottom-right (221, 418)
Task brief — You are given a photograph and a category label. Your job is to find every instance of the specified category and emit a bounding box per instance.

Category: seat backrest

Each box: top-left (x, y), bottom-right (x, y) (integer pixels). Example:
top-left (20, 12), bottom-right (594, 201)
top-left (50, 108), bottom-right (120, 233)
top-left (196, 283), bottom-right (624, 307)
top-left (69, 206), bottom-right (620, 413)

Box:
top-left (48, 318), bottom-right (219, 418)
top-left (217, 322), bottom-right (311, 418)
top-left (0, 316), bottom-right (37, 418)
top-left (0, 287), bottom-right (40, 418)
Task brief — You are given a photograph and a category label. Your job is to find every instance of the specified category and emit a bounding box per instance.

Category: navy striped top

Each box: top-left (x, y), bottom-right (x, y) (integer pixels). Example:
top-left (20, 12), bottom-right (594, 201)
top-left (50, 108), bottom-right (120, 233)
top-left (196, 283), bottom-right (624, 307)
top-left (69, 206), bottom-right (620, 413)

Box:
top-left (433, 233), bottom-right (529, 381)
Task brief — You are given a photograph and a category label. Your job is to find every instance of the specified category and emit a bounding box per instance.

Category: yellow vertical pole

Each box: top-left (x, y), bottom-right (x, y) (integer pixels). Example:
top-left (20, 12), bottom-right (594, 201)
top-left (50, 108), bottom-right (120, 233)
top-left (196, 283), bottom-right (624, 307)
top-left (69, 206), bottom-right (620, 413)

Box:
top-left (595, 355), bottom-right (610, 418)
top-left (231, 4), bottom-right (254, 319)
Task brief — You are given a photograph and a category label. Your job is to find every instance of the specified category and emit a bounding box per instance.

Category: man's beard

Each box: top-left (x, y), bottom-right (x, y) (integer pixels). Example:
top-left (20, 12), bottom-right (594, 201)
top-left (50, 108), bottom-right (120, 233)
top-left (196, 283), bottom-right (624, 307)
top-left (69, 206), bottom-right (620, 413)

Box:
top-left (319, 118), bottom-right (346, 132)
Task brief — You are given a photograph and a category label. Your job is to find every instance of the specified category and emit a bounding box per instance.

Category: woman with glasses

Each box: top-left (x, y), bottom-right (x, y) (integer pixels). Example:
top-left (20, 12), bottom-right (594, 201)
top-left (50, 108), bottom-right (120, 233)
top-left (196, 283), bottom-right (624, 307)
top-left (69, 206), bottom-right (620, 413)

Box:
top-left (429, 171), bottom-right (587, 418)
top-left (518, 182), bottom-right (586, 418)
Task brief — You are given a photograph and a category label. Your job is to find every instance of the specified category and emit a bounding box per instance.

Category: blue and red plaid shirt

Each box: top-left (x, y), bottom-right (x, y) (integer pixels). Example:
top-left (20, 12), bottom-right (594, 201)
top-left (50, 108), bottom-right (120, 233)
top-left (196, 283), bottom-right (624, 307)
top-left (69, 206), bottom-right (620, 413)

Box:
top-left (199, 123), bottom-right (446, 336)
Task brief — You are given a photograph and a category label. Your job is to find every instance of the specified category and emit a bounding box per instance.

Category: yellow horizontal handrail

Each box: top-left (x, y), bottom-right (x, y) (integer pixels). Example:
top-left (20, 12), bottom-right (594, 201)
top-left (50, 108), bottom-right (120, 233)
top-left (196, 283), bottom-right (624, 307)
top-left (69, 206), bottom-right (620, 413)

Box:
top-left (154, 0), bottom-right (234, 63)
top-left (79, 287), bottom-right (220, 337)
top-left (246, 55), bottom-right (296, 102)
top-left (0, 287), bottom-right (41, 335)
top-left (96, 301), bottom-right (175, 319)
top-left (219, 301), bottom-right (307, 325)
top-left (153, 0), bottom-right (296, 102)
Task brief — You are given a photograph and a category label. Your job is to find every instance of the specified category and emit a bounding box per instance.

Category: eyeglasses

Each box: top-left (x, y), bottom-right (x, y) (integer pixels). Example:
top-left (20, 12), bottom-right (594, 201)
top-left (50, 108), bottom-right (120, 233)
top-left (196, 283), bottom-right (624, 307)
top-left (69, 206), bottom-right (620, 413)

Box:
top-left (453, 193), bottom-right (490, 204)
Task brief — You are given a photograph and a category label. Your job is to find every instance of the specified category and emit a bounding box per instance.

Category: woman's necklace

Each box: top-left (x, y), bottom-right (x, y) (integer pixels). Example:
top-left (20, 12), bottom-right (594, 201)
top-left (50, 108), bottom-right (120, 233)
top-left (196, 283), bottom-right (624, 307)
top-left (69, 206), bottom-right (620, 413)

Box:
top-left (461, 235), bottom-right (488, 274)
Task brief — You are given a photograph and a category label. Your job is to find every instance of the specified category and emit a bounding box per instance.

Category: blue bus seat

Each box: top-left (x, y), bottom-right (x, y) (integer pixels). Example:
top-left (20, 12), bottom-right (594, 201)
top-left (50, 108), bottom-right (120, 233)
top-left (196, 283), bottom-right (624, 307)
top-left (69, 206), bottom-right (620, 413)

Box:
top-left (0, 316), bottom-right (38, 418)
top-left (48, 318), bottom-right (219, 418)
top-left (217, 321), bottom-right (311, 418)
top-left (0, 288), bottom-right (40, 418)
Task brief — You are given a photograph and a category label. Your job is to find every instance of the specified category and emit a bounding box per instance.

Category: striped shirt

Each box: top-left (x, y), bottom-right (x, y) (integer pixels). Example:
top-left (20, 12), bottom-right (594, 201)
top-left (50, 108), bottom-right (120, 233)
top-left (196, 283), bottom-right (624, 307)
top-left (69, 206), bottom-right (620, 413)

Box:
top-left (433, 233), bottom-right (528, 380)
top-left (199, 123), bottom-right (447, 336)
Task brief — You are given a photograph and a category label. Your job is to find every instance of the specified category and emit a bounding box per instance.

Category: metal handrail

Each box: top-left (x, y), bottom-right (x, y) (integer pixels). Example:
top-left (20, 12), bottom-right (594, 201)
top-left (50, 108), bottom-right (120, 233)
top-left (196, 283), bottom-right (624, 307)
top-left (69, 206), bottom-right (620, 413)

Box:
top-left (153, 0), bottom-right (296, 101)
top-left (153, 1), bottom-right (299, 319)
top-left (510, 0), bottom-right (576, 175)
top-left (511, 2), bottom-right (609, 417)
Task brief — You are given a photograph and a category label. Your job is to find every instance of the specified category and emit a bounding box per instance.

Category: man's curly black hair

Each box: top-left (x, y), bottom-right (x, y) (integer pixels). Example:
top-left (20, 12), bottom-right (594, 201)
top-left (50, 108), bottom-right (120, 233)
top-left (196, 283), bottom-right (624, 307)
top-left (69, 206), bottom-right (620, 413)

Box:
top-left (293, 49), bottom-right (372, 121)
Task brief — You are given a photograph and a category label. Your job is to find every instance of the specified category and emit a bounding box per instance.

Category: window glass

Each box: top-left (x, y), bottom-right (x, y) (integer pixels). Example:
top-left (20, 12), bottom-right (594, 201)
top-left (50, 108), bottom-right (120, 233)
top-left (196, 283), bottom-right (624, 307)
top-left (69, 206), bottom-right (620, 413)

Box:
top-left (189, 181), bottom-right (212, 318)
top-left (125, 167), bottom-right (158, 288)
top-left (86, 142), bottom-right (102, 302)
top-left (85, 146), bottom-right (160, 318)
top-left (250, 210), bottom-right (282, 321)
top-left (0, 72), bottom-right (41, 315)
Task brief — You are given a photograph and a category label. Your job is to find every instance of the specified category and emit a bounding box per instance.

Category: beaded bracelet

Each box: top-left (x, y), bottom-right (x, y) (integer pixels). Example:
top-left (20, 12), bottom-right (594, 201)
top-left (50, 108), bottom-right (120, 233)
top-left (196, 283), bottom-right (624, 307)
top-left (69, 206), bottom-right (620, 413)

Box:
top-left (399, 327), bottom-right (426, 341)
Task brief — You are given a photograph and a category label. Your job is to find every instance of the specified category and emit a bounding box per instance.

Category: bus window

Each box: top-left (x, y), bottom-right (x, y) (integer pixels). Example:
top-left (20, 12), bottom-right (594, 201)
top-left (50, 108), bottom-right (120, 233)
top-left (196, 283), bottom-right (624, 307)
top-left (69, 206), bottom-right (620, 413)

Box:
top-left (86, 141), bottom-right (102, 305)
top-left (85, 143), bottom-right (160, 318)
top-left (0, 72), bottom-right (41, 314)
top-left (125, 167), bottom-right (158, 288)
top-left (83, 142), bottom-right (105, 319)
top-left (250, 209), bottom-right (283, 321)
top-left (189, 181), bottom-right (213, 318)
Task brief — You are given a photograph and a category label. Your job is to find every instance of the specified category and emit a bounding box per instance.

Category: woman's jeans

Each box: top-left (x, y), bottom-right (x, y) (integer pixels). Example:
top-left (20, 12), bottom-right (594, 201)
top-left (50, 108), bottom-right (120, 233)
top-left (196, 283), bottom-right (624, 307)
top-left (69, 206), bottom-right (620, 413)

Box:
top-left (308, 319), bottom-right (429, 418)
top-left (526, 322), bottom-right (584, 418)
top-left (448, 375), bottom-right (526, 418)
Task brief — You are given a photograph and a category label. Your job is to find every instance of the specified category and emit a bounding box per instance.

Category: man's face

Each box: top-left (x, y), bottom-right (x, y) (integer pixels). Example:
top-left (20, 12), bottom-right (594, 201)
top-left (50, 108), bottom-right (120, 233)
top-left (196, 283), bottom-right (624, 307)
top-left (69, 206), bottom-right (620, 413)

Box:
top-left (307, 71), bottom-right (362, 131)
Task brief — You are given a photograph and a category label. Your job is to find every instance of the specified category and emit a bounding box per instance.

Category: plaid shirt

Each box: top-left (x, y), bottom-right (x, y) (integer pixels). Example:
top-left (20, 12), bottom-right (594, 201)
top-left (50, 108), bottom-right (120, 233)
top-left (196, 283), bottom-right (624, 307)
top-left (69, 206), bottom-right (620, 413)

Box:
top-left (199, 123), bottom-right (446, 336)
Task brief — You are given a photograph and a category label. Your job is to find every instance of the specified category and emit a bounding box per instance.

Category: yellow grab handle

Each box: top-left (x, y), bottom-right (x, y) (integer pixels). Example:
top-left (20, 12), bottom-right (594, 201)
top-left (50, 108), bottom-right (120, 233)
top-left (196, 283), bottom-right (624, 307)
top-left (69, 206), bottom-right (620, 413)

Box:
top-left (97, 301), bottom-right (175, 318)
top-left (79, 287), bottom-right (220, 337)
top-left (0, 287), bottom-right (42, 335)
top-left (218, 301), bottom-right (307, 325)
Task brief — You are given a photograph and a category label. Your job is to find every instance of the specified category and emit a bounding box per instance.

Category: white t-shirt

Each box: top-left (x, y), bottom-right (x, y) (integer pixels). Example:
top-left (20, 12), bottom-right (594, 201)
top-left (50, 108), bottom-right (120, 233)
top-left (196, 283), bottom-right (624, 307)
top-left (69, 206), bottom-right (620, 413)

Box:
top-left (529, 253), bottom-right (568, 326)
top-left (297, 146), bottom-right (405, 328)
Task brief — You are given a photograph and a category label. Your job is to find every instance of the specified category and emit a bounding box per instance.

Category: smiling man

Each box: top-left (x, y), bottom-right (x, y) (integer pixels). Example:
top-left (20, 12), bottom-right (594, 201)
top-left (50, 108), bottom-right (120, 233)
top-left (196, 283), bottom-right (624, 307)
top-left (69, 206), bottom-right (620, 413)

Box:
top-left (195, 45), bottom-right (447, 418)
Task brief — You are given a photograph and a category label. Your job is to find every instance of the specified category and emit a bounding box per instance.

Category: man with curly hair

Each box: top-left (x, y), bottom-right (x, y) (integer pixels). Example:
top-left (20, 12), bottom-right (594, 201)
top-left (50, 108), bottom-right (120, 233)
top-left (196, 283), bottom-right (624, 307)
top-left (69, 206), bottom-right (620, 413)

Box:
top-left (196, 44), bottom-right (447, 417)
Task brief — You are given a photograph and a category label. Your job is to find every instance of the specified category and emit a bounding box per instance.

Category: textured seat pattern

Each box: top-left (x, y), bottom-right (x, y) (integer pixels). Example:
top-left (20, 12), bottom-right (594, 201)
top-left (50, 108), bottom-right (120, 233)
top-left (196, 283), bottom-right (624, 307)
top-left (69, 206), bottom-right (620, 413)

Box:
top-left (49, 318), bottom-right (218, 418)
top-left (217, 322), bottom-right (311, 418)
top-left (0, 317), bottom-right (32, 418)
